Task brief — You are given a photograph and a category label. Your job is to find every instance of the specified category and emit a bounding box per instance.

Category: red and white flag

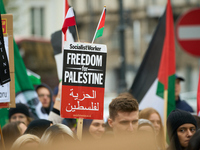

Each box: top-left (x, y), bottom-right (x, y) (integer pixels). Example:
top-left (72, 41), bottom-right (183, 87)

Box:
top-left (197, 69), bottom-right (200, 115)
top-left (62, 7), bottom-right (76, 34)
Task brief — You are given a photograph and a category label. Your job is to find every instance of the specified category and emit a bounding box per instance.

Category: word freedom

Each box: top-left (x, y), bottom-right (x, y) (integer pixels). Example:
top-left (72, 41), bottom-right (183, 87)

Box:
top-left (64, 52), bottom-right (104, 85)
top-left (67, 53), bottom-right (102, 66)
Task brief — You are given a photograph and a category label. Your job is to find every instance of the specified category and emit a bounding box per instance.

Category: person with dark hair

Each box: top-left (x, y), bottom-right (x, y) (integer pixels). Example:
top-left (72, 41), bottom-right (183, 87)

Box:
top-left (35, 83), bottom-right (54, 114)
top-left (187, 129), bottom-right (200, 150)
top-left (117, 92), bottom-right (134, 99)
top-left (82, 119), bottom-right (106, 140)
top-left (24, 119), bottom-right (53, 138)
top-left (62, 118), bottom-right (77, 132)
top-left (175, 75), bottom-right (194, 112)
top-left (107, 96), bottom-right (139, 136)
top-left (9, 103), bottom-right (32, 126)
top-left (167, 109), bottom-right (197, 150)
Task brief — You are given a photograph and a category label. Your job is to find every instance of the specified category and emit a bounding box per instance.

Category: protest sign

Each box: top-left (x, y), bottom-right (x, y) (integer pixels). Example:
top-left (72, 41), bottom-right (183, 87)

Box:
top-left (61, 42), bottom-right (107, 120)
top-left (0, 14), bottom-right (15, 108)
top-left (0, 14), bottom-right (10, 85)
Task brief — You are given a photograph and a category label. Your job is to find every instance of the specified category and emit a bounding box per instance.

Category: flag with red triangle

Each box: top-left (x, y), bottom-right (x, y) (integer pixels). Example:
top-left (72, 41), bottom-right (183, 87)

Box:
top-left (92, 6), bottom-right (106, 43)
top-left (130, 0), bottom-right (176, 119)
top-left (156, 0), bottom-right (176, 116)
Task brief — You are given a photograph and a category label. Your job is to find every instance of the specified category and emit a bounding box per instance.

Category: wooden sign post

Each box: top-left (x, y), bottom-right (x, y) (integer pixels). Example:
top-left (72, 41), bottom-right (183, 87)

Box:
top-left (0, 125), bottom-right (6, 150)
top-left (77, 118), bottom-right (83, 141)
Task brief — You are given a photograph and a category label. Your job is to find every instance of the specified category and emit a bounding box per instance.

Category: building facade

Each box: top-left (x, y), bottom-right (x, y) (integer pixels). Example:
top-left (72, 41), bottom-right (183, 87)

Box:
top-left (4, 0), bottom-right (200, 96)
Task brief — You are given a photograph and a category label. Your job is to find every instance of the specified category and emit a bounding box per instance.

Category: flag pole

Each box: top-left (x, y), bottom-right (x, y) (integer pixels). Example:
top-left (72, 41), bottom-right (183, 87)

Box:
top-left (163, 90), bottom-right (168, 146)
top-left (75, 25), bottom-right (80, 42)
top-left (92, 6), bottom-right (106, 44)
top-left (0, 124), bottom-right (6, 150)
top-left (77, 118), bottom-right (83, 141)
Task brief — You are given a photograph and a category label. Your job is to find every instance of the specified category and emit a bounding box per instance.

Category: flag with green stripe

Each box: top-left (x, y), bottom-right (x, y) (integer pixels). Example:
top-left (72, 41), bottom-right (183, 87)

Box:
top-left (0, 0), bottom-right (48, 121)
top-left (130, 0), bottom-right (176, 121)
top-left (156, 0), bottom-right (176, 117)
top-left (92, 6), bottom-right (106, 43)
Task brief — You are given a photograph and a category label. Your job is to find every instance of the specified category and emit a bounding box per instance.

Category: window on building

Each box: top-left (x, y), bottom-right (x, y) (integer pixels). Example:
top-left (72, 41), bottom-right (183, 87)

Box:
top-left (31, 7), bottom-right (44, 36)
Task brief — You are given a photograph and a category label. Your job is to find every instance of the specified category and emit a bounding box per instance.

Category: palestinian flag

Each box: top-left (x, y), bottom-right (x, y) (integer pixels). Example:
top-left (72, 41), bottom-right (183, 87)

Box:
top-left (129, 0), bottom-right (176, 119)
top-left (92, 6), bottom-right (106, 43)
top-left (0, 0), bottom-right (48, 119)
top-left (14, 40), bottom-right (48, 119)
top-left (27, 69), bottom-right (41, 86)
top-left (156, 0), bottom-right (176, 117)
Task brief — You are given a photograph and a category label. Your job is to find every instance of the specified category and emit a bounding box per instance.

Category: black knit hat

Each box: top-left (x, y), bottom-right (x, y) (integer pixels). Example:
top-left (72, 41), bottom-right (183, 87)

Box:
top-left (9, 103), bottom-right (30, 119)
top-left (167, 109), bottom-right (197, 140)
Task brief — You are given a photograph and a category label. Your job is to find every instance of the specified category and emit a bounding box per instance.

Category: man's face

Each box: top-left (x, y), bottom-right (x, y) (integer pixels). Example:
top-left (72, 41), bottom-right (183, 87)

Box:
top-left (177, 123), bottom-right (196, 148)
top-left (37, 87), bottom-right (51, 108)
top-left (175, 79), bottom-right (181, 98)
top-left (108, 111), bottom-right (139, 136)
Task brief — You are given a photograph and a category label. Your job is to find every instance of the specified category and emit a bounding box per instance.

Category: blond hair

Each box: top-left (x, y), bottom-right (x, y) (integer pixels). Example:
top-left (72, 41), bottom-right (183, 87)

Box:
top-left (11, 134), bottom-right (40, 150)
top-left (39, 124), bottom-right (75, 148)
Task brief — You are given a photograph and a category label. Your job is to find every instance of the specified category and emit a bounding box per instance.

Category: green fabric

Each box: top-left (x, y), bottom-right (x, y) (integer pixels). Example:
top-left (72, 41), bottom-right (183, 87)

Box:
top-left (95, 27), bottom-right (104, 40)
top-left (0, 108), bottom-right (9, 127)
top-left (28, 74), bottom-right (41, 85)
top-left (14, 40), bottom-right (34, 93)
top-left (0, 0), bottom-right (41, 123)
top-left (156, 81), bottom-right (164, 98)
top-left (156, 74), bottom-right (176, 116)
top-left (167, 74), bottom-right (176, 116)
top-left (0, 0), bottom-right (8, 128)
top-left (0, 0), bottom-right (6, 14)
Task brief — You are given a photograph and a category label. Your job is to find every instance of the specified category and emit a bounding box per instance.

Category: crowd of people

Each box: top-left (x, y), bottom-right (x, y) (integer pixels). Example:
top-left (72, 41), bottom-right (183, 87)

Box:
top-left (0, 76), bottom-right (200, 150)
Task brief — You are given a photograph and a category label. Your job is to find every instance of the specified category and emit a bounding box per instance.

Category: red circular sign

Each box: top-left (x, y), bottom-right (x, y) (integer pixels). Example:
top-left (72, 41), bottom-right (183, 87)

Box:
top-left (176, 8), bottom-right (200, 57)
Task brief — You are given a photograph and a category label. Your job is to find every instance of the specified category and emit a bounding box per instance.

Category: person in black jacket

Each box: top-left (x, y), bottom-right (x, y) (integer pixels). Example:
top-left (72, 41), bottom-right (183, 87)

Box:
top-left (175, 75), bottom-right (194, 113)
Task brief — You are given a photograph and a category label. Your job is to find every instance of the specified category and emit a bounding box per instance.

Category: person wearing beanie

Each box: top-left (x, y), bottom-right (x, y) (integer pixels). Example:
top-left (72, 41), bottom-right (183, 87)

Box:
top-left (35, 83), bottom-right (54, 115)
top-left (167, 109), bottom-right (197, 150)
top-left (9, 103), bottom-right (32, 126)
